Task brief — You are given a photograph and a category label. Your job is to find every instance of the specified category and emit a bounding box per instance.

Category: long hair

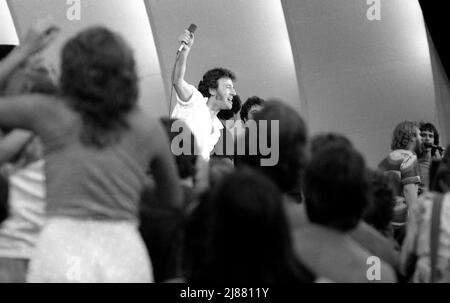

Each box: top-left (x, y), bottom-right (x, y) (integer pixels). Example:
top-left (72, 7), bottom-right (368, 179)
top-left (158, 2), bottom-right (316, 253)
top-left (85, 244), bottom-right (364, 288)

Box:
top-left (390, 121), bottom-right (418, 151)
top-left (196, 168), bottom-right (313, 283)
top-left (60, 26), bottom-right (138, 148)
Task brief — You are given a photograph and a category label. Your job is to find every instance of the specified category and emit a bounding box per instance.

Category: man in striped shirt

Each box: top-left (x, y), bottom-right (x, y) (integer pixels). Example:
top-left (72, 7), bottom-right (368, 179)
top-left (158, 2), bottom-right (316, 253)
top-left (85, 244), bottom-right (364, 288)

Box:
top-left (378, 121), bottom-right (423, 245)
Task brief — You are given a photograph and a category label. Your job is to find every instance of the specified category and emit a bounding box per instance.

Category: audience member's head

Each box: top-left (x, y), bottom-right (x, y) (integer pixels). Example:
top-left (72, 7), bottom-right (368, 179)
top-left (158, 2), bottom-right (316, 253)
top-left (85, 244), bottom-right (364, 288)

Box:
top-left (419, 122), bottom-right (440, 147)
top-left (196, 168), bottom-right (313, 283)
top-left (240, 96), bottom-right (264, 122)
top-left (160, 118), bottom-right (198, 181)
top-left (429, 146), bottom-right (450, 193)
top-left (197, 68), bottom-right (236, 98)
top-left (61, 26), bottom-right (138, 148)
top-left (419, 122), bottom-right (441, 157)
top-left (208, 157), bottom-right (234, 189)
top-left (390, 121), bottom-right (422, 155)
top-left (303, 143), bottom-right (369, 232)
top-left (236, 100), bottom-right (308, 195)
top-left (217, 95), bottom-right (241, 121)
top-left (310, 132), bottom-right (353, 154)
top-left (363, 170), bottom-right (395, 237)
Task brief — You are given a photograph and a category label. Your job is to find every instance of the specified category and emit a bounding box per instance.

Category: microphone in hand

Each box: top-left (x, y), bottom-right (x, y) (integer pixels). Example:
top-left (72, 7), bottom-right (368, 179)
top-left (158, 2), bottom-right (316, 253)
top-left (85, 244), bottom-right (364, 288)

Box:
top-left (424, 142), bottom-right (445, 152)
top-left (177, 24), bottom-right (197, 54)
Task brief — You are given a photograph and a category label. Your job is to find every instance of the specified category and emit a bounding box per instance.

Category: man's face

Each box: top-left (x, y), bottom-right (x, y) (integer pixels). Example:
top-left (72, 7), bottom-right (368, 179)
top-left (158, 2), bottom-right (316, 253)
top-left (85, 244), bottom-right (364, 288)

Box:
top-left (247, 104), bottom-right (262, 121)
top-left (413, 127), bottom-right (423, 155)
top-left (213, 77), bottom-right (236, 110)
top-left (421, 130), bottom-right (435, 150)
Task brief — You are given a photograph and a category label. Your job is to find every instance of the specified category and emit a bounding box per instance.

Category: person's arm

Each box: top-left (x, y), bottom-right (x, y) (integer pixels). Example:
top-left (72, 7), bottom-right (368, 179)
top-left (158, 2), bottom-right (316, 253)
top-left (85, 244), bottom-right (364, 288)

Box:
top-left (0, 94), bottom-right (52, 133)
top-left (0, 47), bottom-right (29, 87)
top-left (149, 119), bottom-right (183, 209)
top-left (0, 22), bottom-right (59, 87)
top-left (399, 195), bottom-right (424, 279)
top-left (0, 130), bottom-right (34, 164)
top-left (173, 30), bottom-right (195, 102)
top-left (403, 183), bottom-right (419, 209)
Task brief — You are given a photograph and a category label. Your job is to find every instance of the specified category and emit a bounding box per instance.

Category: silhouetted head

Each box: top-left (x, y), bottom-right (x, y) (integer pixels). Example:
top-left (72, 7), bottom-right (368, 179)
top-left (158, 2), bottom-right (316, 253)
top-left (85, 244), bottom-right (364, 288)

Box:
top-left (60, 26), bottom-right (138, 148)
top-left (303, 143), bottom-right (369, 232)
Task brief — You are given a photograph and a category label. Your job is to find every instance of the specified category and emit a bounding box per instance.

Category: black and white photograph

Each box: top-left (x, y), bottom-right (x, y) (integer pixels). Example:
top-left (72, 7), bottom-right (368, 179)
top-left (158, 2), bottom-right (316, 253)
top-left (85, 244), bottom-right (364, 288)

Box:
top-left (0, 0), bottom-right (449, 290)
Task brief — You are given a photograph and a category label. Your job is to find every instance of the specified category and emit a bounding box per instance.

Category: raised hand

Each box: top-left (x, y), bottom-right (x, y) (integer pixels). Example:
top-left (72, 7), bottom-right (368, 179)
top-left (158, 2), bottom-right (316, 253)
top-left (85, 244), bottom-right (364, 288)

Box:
top-left (177, 29), bottom-right (195, 53)
top-left (21, 19), bottom-right (60, 56)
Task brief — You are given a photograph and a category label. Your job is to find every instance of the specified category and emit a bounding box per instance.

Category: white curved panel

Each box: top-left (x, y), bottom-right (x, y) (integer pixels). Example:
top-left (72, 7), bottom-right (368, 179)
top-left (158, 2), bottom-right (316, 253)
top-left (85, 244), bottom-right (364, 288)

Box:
top-left (282, 0), bottom-right (436, 167)
top-left (8, 0), bottom-right (167, 116)
top-left (0, 0), bottom-right (19, 45)
top-left (146, 0), bottom-right (302, 115)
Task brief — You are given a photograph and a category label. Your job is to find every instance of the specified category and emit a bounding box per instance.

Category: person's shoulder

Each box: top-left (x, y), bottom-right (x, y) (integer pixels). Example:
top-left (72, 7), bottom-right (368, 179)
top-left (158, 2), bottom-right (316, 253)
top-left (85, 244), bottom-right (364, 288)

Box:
top-left (24, 94), bottom-right (76, 127)
top-left (175, 84), bottom-right (206, 107)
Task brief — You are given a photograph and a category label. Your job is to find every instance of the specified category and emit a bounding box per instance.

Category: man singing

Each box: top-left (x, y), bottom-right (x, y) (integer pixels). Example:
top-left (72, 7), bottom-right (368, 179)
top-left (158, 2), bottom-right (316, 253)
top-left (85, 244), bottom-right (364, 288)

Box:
top-left (171, 30), bottom-right (237, 161)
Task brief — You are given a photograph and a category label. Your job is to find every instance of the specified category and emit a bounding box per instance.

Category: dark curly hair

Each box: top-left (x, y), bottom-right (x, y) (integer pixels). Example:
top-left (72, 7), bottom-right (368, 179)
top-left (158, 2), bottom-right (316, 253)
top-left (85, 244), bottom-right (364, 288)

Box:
top-left (60, 26), bottom-right (138, 148)
top-left (197, 68), bottom-right (235, 98)
top-left (240, 96), bottom-right (264, 122)
top-left (390, 121), bottom-right (418, 151)
top-left (419, 122), bottom-right (440, 146)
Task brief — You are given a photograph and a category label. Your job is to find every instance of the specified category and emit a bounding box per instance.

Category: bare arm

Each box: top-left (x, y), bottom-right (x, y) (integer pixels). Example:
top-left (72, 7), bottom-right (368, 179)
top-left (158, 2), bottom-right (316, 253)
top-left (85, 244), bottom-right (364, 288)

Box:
top-left (173, 30), bottom-right (194, 102)
top-left (0, 130), bottom-right (34, 164)
top-left (0, 48), bottom-right (29, 87)
top-left (403, 183), bottom-right (418, 209)
top-left (0, 94), bottom-right (52, 133)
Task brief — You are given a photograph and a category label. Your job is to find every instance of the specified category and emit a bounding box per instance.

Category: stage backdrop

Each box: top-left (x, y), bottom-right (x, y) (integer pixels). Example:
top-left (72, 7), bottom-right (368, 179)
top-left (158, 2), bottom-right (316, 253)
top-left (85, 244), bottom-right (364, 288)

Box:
top-left (144, 0), bottom-right (303, 117)
top-left (281, 0), bottom-right (439, 167)
top-left (7, 0), bottom-right (167, 117)
top-left (5, 0), bottom-right (442, 167)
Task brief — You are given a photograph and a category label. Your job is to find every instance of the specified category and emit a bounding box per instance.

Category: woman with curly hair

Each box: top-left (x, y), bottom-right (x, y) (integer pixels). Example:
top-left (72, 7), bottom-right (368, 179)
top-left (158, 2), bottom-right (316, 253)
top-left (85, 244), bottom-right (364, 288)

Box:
top-left (0, 24), bottom-right (181, 282)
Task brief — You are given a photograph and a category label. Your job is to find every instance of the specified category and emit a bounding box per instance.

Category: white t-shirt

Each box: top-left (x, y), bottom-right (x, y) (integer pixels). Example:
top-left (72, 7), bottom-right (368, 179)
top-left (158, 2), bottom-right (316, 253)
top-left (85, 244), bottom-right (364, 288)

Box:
top-left (171, 84), bottom-right (223, 161)
top-left (0, 160), bottom-right (46, 259)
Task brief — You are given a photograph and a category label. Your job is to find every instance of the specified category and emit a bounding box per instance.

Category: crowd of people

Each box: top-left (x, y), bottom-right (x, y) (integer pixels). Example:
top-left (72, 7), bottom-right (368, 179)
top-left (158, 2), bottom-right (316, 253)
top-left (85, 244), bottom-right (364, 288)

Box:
top-left (0, 23), bottom-right (449, 283)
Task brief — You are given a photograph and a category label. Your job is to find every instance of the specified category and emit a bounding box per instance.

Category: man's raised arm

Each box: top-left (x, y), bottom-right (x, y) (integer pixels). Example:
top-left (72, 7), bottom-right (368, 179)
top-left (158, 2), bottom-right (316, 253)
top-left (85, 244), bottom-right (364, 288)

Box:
top-left (173, 30), bottom-right (195, 102)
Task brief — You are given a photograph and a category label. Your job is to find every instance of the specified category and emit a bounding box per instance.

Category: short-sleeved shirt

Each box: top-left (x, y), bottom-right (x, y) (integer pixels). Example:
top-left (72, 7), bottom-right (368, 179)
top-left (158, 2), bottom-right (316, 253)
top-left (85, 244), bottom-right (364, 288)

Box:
top-left (378, 149), bottom-right (421, 197)
top-left (171, 85), bottom-right (223, 161)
